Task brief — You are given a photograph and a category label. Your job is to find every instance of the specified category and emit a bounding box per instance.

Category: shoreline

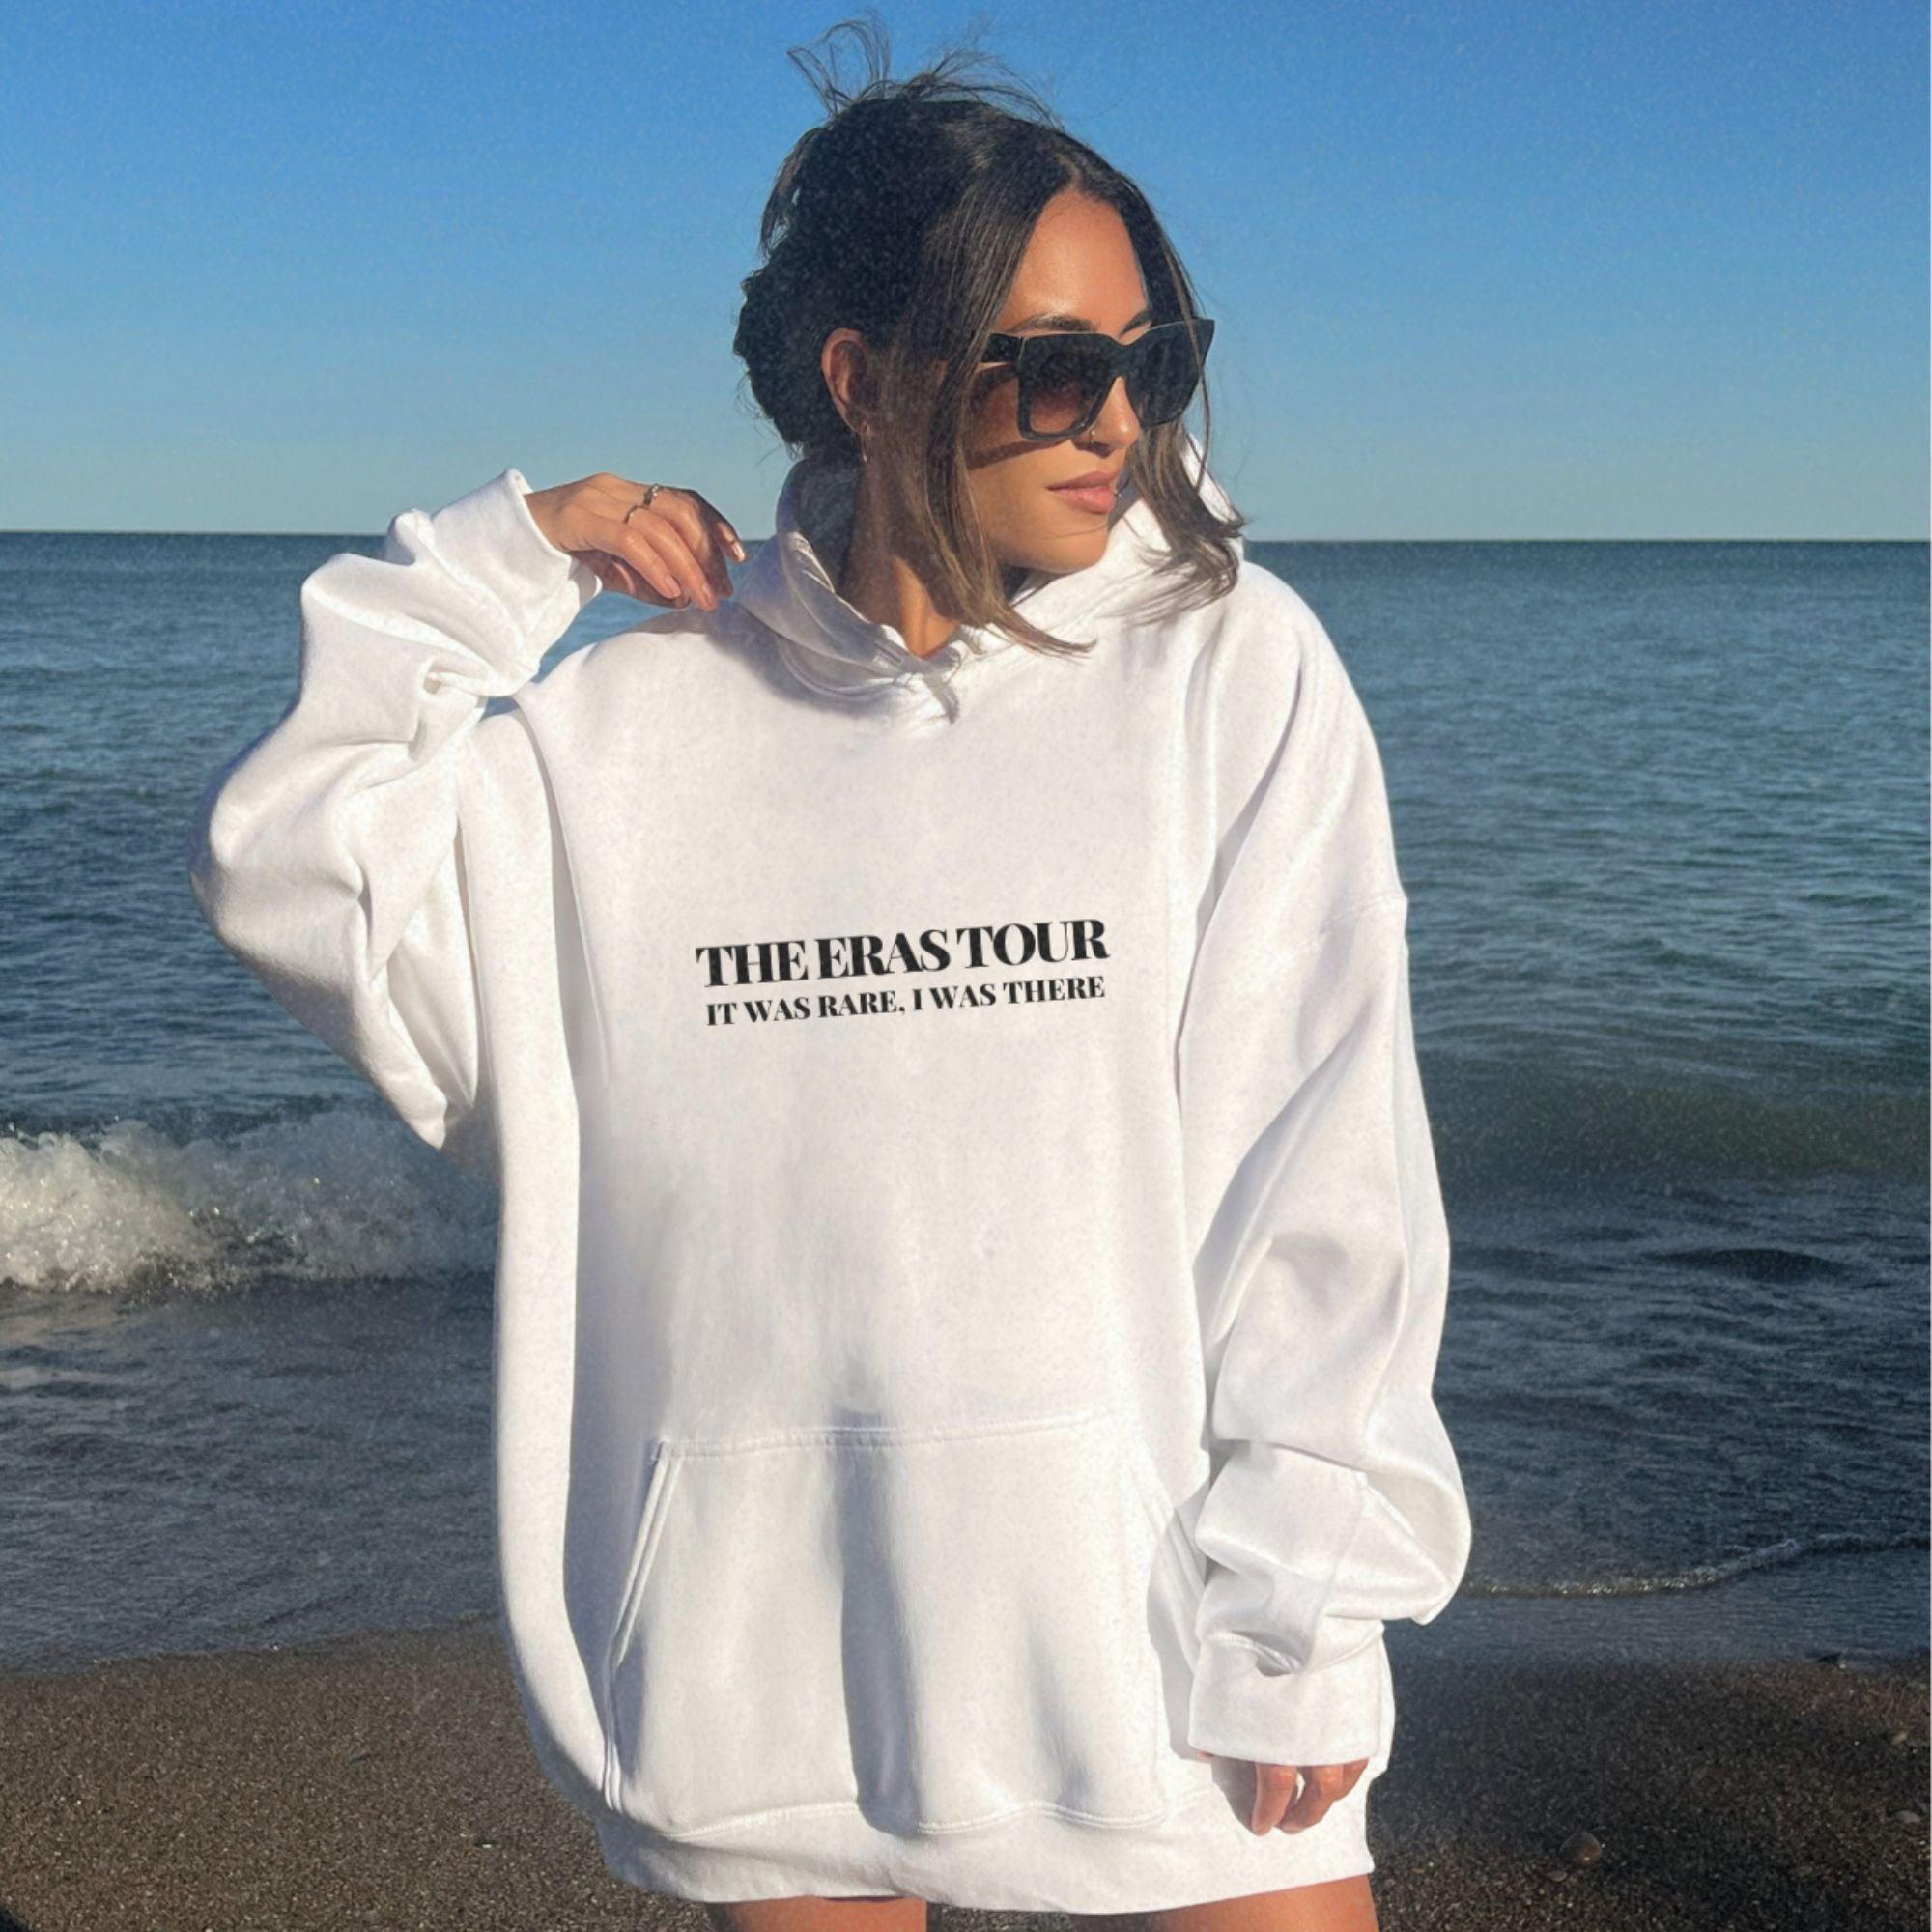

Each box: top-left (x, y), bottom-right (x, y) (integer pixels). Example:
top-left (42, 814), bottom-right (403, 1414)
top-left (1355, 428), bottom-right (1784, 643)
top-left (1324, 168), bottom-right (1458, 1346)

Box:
top-left (0, 1619), bottom-right (1923, 1930)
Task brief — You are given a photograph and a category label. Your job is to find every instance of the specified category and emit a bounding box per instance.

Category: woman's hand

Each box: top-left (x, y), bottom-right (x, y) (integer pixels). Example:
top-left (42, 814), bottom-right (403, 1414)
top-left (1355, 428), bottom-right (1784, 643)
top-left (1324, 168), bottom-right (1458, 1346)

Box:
top-left (1198, 1753), bottom-right (1372, 1835)
top-left (522, 472), bottom-right (746, 613)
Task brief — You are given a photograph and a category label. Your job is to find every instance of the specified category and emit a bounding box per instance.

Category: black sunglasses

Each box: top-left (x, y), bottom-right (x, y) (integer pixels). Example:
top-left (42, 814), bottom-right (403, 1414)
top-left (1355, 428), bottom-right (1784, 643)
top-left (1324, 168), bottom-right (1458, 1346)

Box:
top-left (977, 317), bottom-right (1215, 442)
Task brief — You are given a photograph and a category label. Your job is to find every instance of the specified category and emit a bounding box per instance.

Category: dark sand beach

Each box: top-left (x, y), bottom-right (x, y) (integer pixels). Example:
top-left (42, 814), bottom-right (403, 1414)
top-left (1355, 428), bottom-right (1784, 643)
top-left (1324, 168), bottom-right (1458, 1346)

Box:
top-left (0, 1617), bottom-right (1923, 1931)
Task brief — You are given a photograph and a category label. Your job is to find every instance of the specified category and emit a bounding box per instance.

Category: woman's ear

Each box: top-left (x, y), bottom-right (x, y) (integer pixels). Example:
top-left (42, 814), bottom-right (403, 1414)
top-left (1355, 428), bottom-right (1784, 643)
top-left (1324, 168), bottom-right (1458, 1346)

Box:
top-left (819, 327), bottom-right (875, 438)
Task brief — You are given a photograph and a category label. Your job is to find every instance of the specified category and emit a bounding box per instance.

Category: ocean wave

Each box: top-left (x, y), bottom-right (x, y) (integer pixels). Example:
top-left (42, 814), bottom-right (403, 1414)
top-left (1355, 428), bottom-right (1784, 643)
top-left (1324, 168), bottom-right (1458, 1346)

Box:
top-left (1460, 1529), bottom-right (1931, 1599)
top-left (0, 1108), bottom-right (497, 1294)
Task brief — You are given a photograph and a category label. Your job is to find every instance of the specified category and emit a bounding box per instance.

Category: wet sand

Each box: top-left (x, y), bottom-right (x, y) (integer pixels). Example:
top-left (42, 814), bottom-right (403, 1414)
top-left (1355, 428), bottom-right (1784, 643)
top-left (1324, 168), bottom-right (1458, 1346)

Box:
top-left (0, 1615), bottom-right (1923, 1930)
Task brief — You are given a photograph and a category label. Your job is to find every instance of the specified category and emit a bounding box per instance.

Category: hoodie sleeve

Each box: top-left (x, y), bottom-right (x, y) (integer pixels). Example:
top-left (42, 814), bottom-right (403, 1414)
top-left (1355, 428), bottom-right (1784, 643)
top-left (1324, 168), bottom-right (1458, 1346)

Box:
top-left (186, 467), bottom-right (602, 1177)
top-left (1175, 575), bottom-right (1472, 1771)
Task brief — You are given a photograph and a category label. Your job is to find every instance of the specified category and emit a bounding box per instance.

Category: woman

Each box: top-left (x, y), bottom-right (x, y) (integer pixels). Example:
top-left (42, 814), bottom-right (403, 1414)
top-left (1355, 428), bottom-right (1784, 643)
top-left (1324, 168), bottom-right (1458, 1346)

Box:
top-left (187, 25), bottom-right (1471, 1932)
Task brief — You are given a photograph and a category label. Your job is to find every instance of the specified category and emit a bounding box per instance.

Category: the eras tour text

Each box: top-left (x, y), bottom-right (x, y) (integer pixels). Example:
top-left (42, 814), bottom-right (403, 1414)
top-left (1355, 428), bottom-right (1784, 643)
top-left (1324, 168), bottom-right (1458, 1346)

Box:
top-left (695, 918), bottom-right (1111, 1029)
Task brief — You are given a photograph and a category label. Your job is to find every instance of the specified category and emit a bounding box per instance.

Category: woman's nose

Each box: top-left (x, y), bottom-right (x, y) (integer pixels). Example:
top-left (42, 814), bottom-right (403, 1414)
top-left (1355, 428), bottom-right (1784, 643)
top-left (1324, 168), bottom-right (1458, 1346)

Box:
top-left (1089, 373), bottom-right (1142, 449)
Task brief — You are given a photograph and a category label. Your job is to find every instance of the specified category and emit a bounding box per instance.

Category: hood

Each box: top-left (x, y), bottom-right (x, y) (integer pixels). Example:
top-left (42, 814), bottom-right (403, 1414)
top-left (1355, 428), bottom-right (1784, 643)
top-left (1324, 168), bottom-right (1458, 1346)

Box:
top-left (732, 429), bottom-right (1241, 724)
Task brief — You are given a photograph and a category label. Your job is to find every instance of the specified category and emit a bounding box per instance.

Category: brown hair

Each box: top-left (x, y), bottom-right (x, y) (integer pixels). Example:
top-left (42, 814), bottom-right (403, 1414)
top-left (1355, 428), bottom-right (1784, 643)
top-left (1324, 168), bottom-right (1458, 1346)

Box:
top-left (732, 14), bottom-right (1246, 659)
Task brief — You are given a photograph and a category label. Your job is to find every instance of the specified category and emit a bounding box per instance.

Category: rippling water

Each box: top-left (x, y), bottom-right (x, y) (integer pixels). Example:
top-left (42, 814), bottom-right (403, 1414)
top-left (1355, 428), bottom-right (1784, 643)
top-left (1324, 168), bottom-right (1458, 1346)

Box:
top-left (1, 528), bottom-right (1924, 1673)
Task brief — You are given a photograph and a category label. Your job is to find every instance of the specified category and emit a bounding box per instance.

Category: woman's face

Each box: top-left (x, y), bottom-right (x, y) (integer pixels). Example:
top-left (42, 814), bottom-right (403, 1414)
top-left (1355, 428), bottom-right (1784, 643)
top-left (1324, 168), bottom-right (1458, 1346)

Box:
top-left (961, 187), bottom-right (1151, 580)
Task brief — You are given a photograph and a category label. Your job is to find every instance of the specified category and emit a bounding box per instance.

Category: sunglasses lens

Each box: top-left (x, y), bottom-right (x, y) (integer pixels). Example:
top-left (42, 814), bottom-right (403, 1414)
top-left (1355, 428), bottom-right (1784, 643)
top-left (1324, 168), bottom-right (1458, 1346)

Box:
top-left (1022, 339), bottom-right (1114, 437)
top-left (1011, 320), bottom-right (1213, 439)
top-left (1127, 322), bottom-right (1211, 427)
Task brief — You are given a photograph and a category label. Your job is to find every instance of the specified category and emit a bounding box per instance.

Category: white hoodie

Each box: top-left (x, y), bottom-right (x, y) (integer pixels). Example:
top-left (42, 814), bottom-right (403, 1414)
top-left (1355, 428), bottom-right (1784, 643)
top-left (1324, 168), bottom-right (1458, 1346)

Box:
top-left (186, 440), bottom-right (1471, 1912)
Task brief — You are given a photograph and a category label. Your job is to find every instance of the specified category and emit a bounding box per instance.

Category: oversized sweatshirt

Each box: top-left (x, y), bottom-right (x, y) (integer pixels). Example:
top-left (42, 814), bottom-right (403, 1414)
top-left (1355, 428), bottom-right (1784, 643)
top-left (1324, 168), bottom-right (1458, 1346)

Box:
top-left (186, 438), bottom-right (1472, 1912)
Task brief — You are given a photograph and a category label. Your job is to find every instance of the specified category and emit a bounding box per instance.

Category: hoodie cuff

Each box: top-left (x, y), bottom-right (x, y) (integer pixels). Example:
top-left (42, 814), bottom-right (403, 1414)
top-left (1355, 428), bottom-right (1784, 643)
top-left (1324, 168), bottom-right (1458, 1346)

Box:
top-left (421, 467), bottom-right (604, 673)
top-left (1185, 1633), bottom-right (1392, 1770)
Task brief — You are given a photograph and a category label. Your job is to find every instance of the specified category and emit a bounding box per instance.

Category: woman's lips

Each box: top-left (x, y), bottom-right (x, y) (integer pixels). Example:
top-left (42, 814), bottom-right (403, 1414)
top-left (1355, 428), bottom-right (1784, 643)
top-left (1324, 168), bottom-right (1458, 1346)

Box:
top-left (1050, 483), bottom-right (1116, 515)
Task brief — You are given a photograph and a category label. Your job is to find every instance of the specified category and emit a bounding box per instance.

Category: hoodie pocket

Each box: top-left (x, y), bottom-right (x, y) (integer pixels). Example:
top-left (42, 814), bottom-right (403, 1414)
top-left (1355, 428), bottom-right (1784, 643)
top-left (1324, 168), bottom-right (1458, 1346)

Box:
top-left (1123, 1435), bottom-right (1208, 1638)
top-left (599, 1404), bottom-right (1178, 1837)
top-left (1122, 1433), bottom-right (1210, 1764)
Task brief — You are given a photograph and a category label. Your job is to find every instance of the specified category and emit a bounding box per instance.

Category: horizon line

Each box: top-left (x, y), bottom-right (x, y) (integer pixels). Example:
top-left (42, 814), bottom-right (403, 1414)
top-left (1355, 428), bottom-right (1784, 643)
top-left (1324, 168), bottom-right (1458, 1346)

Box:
top-left (2, 529), bottom-right (1925, 545)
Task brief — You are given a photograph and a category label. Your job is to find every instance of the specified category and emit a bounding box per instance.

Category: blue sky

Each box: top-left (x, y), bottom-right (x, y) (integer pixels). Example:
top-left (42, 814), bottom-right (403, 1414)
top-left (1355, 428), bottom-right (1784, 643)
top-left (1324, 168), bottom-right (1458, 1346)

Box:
top-left (5, 1), bottom-right (1924, 538)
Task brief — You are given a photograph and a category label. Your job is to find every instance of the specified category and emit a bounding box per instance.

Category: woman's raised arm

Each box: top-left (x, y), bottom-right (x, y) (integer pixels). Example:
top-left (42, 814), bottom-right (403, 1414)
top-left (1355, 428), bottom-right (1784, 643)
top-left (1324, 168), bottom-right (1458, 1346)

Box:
top-left (186, 469), bottom-right (600, 1171)
top-left (186, 468), bottom-right (745, 1177)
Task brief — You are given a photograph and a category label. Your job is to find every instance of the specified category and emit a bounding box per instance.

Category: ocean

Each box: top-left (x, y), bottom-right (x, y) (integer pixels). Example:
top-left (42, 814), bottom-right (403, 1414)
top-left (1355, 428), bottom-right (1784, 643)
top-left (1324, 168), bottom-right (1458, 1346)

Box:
top-left (1, 528), bottom-right (1925, 1677)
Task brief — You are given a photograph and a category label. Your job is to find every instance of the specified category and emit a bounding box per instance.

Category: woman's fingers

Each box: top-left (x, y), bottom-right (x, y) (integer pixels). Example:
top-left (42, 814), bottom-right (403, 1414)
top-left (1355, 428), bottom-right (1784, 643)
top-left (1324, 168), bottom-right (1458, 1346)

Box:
top-left (589, 545), bottom-right (673, 607)
top-left (608, 522), bottom-right (703, 608)
top-left (680, 488), bottom-right (747, 565)
top-left (1194, 1747), bottom-right (1367, 1837)
top-left (623, 513), bottom-right (721, 611)
top-left (597, 485), bottom-right (737, 609)
top-left (1247, 1762), bottom-right (1300, 1835)
top-left (525, 473), bottom-right (743, 611)
top-left (644, 487), bottom-right (738, 601)
top-left (1262, 1758), bottom-right (1368, 1835)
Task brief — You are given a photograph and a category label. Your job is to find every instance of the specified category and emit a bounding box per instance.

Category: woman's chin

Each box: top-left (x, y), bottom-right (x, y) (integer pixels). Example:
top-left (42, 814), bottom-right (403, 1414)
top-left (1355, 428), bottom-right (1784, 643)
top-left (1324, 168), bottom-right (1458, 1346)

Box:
top-left (1014, 527), bottom-right (1110, 577)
